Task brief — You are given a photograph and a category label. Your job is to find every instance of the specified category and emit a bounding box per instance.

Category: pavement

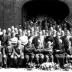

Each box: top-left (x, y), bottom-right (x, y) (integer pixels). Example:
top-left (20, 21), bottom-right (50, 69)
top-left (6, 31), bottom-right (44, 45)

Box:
top-left (0, 68), bottom-right (72, 72)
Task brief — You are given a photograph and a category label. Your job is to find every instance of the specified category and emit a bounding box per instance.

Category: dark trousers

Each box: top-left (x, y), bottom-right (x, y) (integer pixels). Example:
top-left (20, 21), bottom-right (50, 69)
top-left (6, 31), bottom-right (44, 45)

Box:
top-left (54, 53), bottom-right (66, 68)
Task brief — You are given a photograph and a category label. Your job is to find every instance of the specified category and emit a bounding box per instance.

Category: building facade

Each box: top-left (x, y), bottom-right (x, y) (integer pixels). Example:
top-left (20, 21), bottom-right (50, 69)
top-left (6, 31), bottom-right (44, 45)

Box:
top-left (0, 0), bottom-right (72, 29)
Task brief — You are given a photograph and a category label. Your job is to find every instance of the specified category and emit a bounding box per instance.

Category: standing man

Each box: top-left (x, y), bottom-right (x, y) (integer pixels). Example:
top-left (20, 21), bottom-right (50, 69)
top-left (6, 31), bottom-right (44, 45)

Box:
top-left (0, 41), bottom-right (3, 68)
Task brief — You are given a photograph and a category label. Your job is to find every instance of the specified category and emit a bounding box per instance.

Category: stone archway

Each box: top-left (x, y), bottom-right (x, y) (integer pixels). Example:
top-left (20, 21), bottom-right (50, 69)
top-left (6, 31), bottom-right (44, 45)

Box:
top-left (22, 0), bottom-right (69, 25)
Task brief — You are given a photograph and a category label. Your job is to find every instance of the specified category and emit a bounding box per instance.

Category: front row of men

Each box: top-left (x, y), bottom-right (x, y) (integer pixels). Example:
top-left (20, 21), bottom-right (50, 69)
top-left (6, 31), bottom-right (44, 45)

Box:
top-left (0, 26), bottom-right (72, 68)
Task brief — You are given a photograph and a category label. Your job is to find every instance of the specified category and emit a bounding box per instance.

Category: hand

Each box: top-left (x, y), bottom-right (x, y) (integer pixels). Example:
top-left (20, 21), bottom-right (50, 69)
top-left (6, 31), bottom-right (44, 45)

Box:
top-left (11, 55), bottom-right (14, 58)
top-left (18, 55), bottom-right (20, 58)
top-left (3, 55), bottom-right (6, 58)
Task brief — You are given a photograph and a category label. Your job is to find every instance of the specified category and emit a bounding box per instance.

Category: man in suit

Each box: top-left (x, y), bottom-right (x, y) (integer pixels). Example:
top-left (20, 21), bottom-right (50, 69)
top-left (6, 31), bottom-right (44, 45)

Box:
top-left (7, 28), bottom-right (11, 41)
top-left (0, 28), bottom-right (3, 41)
top-left (7, 41), bottom-right (14, 67)
top-left (19, 30), bottom-right (28, 46)
top-left (1, 29), bottom-right (8, 47)
top-left (0, 41), bottom-right (3, 67)
top-left (53, 31), bottom-right (65, 69)
top-left (16, 40), bottom-right (24, 67)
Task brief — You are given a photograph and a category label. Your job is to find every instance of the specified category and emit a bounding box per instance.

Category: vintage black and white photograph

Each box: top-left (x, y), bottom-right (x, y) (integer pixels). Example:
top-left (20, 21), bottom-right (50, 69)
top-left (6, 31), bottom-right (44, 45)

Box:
top-left (0, 0), bottom-right (72, 72)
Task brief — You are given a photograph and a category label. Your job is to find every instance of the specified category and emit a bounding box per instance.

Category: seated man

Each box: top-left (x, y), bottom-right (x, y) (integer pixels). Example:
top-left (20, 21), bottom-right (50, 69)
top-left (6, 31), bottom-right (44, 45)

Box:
top-left (7, 41), bottom-right (14, 67)
top-left (9, 31), bottom-right (18, 47)
top-left (1, 29), bottom-right (8, 47)
top-left (53, 32), bottom-right (66, 68)
top-left (0, 28), bottom-right (3, 41)
top-left (17, 40), bottom-right (24, 59)
top-left (32, 31), bottom-right (44, 50)
top-left (44, 35), bottom-right (54, 51)
top-left (38, 31), bottom-right (45, 49)
top-left (11, 26), bottom-right (15, 32)
top-left (16, 29), bottom-right (22, 39)
top-left (25, 54), bottom-right (30, 67)
top-left (44, 36), bottom-right (54, 62)
top-left (19, 30), bottom-right (28, 46)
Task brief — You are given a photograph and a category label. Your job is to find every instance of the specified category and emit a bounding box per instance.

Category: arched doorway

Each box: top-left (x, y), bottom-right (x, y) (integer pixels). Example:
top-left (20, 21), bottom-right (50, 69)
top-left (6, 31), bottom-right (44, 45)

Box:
top-left (22, 0), bottom-right (69, 26)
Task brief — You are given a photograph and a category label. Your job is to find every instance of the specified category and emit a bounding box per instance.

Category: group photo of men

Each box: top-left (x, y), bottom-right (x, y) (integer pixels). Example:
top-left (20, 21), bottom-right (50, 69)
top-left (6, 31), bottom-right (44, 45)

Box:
top-left (0, 0), bottom-right (72, 71)
top-left (0, 16), bottom-right (72, 71)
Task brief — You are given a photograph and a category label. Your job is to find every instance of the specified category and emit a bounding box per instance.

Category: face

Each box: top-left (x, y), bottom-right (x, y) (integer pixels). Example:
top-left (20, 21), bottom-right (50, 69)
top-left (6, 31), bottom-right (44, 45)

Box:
top-left (14, 28), bottom-right (18, 33)
top-left (22, 31), bottom-right (25, 35)
top-left (59, 28), bottom-right (62, 32)
top-left (3, 29), bottom-right (6, 34)
top-left (56, 32), bottom-right (61, 38)
top-left (47, 41), bottom-right (53, 48)
top-left (40, 31), bottom-right (42, 36)
top-left (64, 28), bottom-right (67, 32)
top-left (19, 29), bottom-right (22, 35)
top-left (11, 26), bottom-right (14, 30)
top-left (66, 30), bottom-right (70, 36)
top-left (25, 30), bottom-right (27, 36)
top-left (19, 29), bottom-right (22, 32)
top-left (8, 28), bottom-right (11, 32)
top-left (42, 30), bottom-right (45, 35)
top-left (8, 41), bottom-right (11, 45)
top-left (61, 31), bottom-right (65, 36)
top-left (27, 30), bottom-right (30, 36)
top-left (53, 30), bottom-right (56, 37)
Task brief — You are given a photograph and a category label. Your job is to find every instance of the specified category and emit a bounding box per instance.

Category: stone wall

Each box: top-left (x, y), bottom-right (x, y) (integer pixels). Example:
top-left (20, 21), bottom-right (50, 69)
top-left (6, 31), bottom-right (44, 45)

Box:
top-left (0, 0), bottom-right (72, 29)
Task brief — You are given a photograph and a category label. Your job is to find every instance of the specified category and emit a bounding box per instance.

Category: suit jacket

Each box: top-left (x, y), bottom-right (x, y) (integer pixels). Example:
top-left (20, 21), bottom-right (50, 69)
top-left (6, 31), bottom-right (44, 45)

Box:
top-left (0, 35), bottom-right (3, 41)
top-left (44, 36), bottom-right (54, 48)
top-left (61, 36), bottom-right (69, 54)
top-left (53, 36), bottom-right (65, 53)
top-left (0, 46), bottom-right (3, 62)
top-left (32, 36), bottom-right (39, 49)
top-left (1, 34), bottom-right (8, 46)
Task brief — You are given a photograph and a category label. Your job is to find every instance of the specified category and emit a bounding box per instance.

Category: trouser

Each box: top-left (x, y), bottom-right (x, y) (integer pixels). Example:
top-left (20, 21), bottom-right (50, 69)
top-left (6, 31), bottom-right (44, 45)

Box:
top-left (48, 51), bottom-right (53, 62)
top-left (0, 53), bottom-right (3, 67)
top-left (55, 53), bottom-right (65, 68)
top-left (39, 53), bottom-right (44, 64)
top-left (44, 54), bottom-right (49, 62)
top-left (7, 54), bottom-right (15, 68)
top-left (17, 57), bottom-right (24, 68)
top-left (0, 62), bottom-right (2, 67)
top-left (7, 55), bottom-right (11, 67)
top-left (2, 56), bottom-right (7, 68)
top-left (30, 53), bottom-right (35, 63)
top-left (35, 54), bottom-right (39, 64)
